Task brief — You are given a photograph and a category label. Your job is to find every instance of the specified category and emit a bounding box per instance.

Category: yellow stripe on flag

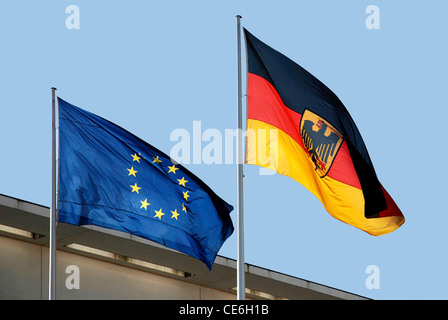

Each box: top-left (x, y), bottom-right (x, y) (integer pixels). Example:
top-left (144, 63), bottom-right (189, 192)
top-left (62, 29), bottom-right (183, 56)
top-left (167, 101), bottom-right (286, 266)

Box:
top-left (246, 119), bottom-right (404, 236)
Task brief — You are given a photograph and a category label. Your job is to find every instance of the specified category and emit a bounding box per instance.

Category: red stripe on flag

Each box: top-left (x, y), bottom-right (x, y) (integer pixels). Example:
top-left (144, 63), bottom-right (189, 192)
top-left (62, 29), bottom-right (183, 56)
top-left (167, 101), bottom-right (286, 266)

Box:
top-left (247, 72), bottom-right (361, 189)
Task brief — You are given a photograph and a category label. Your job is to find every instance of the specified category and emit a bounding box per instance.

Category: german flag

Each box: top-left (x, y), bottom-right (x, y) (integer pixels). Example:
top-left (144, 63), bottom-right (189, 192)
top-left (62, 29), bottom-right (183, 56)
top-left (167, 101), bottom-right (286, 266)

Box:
top-left (244, 29), bottom-right (404, 236)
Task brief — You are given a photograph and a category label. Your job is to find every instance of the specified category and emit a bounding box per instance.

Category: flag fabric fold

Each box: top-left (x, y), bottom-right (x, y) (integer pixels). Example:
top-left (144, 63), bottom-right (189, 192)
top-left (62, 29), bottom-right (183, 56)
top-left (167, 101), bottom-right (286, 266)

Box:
top-left (57, 98), bottom-right (234, 270)
top-left (244, 28), bottom-right (404, 236)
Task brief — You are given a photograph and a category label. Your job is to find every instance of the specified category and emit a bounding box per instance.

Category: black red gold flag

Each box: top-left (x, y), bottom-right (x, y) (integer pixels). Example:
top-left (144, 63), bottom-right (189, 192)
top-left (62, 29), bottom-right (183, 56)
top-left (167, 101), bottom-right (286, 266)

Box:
top-left (244, 29), bottom-right (404, 236)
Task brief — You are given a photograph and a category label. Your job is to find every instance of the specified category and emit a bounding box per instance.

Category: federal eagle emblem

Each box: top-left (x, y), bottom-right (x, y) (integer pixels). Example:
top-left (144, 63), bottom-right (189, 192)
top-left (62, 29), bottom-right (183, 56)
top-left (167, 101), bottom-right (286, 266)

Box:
top-left (300, 109), bottom-right (344, 177)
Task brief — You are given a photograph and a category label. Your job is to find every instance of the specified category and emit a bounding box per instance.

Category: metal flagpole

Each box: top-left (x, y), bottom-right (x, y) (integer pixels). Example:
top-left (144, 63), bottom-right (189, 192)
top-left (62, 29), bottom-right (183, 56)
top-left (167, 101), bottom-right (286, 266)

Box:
top-left (236, 15), bottom-right (245, 301)
top-left (49, 87), bottom-right (57, 300)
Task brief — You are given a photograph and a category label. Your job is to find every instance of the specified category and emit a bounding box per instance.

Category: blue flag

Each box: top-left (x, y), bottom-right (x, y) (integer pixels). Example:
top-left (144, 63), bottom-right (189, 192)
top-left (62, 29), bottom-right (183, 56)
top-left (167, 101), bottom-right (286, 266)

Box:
top-left (57, 98), bottom-right (234, 270)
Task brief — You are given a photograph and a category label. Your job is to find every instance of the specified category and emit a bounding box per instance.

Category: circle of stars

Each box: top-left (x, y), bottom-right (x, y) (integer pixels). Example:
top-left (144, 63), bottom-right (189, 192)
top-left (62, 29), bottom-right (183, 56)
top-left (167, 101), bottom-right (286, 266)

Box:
top-left (127, 153), bottom-right (190, 221)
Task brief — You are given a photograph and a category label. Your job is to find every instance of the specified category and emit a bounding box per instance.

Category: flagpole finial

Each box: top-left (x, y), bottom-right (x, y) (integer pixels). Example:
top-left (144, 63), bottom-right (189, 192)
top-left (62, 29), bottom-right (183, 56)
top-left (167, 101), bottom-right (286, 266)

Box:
top-left (236, 15), bottom-right (242, 18)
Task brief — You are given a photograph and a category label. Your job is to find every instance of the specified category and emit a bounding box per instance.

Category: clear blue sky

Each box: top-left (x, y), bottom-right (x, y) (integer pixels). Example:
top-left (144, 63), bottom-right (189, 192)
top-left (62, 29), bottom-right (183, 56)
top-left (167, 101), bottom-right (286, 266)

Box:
top-left (1, 1), bottom-right (447, 299)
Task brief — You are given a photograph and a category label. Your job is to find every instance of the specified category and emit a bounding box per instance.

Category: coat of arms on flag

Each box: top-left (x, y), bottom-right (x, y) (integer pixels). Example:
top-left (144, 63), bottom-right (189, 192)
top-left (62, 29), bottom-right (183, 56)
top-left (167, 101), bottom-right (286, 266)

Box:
top-left (300, 109), bottom-right (344, 178)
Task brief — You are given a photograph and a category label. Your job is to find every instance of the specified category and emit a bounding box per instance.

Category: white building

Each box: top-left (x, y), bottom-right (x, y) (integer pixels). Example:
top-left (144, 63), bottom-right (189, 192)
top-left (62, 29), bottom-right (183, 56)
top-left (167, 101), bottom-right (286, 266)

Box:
top-left (0, 194), bottom-right (367, 300)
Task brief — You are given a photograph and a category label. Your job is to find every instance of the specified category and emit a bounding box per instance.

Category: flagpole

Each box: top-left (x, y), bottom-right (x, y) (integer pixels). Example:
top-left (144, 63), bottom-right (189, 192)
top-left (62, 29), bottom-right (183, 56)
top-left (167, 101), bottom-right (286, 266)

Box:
top-left (49, 87), bottom-right (57, 300)
top-left (236, 14), bottom-right (245, 301)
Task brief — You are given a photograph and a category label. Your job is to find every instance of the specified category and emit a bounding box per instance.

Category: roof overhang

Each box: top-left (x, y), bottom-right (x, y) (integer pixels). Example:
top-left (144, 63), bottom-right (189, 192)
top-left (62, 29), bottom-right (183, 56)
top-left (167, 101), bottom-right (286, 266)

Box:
top-left (0, 193), bottom-right (368, 300)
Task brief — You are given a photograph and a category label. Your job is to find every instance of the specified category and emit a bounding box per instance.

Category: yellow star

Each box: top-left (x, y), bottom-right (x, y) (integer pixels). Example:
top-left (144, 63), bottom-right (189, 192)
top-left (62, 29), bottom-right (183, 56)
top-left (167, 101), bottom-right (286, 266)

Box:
top-left (177, 176), bottom-right (188, 187)
top-left (140, 198), bottom-right (150, 210)
top-left (171, 209), bottom-right (180, 220)
top-left (168, 164), bottom-right (179, 174)
top-left (182, 203), bottom-right (187, 213)
top-left (183, 191), bottom-right (190, 201)
top-left (131, 153), bottom-right (141, 163)
top-left (154, 208), bottom-right (165, 219)
top-left (153, 156), bottom-right (162, 164)
top-left (127, 166), bottom-right (138, 177)
top-left (130, 183), bottom-right (141, 194)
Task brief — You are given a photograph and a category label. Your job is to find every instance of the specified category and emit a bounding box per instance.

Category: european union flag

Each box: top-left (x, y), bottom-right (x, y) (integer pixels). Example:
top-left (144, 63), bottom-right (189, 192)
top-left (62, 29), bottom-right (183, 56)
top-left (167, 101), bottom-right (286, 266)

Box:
top-left (57, 98), bottom-right (234, 270)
